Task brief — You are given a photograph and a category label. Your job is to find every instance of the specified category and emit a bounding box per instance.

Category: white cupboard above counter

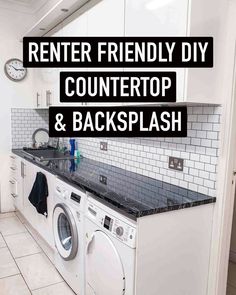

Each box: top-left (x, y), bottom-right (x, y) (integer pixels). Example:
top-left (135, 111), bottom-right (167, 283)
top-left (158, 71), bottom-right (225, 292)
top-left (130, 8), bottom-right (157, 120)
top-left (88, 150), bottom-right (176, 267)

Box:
top-left (125, 0), bottom-right (226, 104)
top-left (22, 0), bottom-right (226, 109)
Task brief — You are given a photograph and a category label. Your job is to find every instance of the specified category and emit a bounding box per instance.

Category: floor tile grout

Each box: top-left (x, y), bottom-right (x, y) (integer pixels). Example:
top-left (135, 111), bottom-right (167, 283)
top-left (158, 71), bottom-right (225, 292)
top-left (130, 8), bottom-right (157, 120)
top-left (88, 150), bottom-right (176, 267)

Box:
top-left (0, 273), bottom-right (23, 281)
top-left (1, 231), bottom-right (33, 295)
top-left (0, 211), bottom-right (75, 294)
top-left (13, 250), bottom-right (42, 260)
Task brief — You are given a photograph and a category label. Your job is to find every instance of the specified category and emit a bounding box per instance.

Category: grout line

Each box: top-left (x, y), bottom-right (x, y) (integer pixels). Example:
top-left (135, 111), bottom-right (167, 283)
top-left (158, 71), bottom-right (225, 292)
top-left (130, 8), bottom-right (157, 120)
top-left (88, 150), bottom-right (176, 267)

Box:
top-left (14, 250), bottom-right (42, 260)
top-left (1, 232), bottom-right (33, 295)
top-left (3, 212), bottom-right (76, 294)
top-left (0, 273), bottom-right (23, 281)
top-left (2, 231), bottom-right (28, 238)
top-left (14, 213), bottom-right (76, 294)
top-left (31, 281), bottom-right (68, 292)
top-left (2, 229), bottom-right (28, 237)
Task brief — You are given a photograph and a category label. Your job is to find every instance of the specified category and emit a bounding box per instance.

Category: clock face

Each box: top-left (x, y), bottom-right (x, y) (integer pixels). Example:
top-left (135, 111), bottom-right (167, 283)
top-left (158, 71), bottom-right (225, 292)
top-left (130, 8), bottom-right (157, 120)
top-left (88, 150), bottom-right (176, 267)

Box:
top-left (4, 59), bottom-right (27, 82)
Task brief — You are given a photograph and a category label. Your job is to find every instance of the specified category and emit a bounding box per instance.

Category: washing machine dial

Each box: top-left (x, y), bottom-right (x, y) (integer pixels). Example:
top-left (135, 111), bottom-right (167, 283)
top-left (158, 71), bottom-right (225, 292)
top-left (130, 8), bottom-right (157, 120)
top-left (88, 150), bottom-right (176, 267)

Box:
top-left (116, 226), bottom-right (124, 237)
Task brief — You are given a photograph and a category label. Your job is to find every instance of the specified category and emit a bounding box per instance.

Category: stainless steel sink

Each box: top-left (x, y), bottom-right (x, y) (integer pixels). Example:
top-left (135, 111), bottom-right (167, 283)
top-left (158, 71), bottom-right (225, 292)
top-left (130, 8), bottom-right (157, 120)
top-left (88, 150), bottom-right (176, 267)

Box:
top-left (22, 148), bottom-right (75, 162)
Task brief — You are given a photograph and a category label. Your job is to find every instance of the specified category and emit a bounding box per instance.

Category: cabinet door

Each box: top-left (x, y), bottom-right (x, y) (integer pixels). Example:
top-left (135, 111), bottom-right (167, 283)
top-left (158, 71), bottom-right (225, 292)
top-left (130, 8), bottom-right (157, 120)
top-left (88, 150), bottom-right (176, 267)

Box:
top-left (22, 160), bottom-right (55, 247)
top-left (14, 157), bottom-right (23, 212)
top-left (125, 0), bottom-right (188, 37)
top-left (9, 155), bottom-right (22, 211)
top-left (88, 0), bottom-right (125, 36)
top-left (22, 160), bottom-right (38, 227)
top-left (87, 0), bottom-right (125, 106)
top-left (58, 12), bottom-right (88, 106)
top-left (34, 25), bottom-right (64, 109)
top-left (125, 0), bottom-right (189, 102)
top-left (34, 170), bottom-right (55, 248)
top-left (34, 69), bottom-right (43, 108)
top-left (34, 68), bottom-right (56, 108)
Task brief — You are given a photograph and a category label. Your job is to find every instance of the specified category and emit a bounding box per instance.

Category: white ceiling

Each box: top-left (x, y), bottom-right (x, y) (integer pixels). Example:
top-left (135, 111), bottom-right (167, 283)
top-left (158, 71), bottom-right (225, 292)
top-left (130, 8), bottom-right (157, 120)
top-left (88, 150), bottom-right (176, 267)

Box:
top-left (0, 0), bottom-right (48, 14)
top-left (6, 0), bottom-right (36, 5)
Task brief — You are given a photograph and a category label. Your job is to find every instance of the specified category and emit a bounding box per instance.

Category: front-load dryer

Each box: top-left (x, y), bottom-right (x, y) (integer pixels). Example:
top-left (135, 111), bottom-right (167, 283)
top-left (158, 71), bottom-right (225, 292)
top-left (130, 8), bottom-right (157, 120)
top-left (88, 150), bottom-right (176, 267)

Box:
top-left (85, 194), bottom-right (137, 295)
top-left (53, 178), bottom-right (86, 295)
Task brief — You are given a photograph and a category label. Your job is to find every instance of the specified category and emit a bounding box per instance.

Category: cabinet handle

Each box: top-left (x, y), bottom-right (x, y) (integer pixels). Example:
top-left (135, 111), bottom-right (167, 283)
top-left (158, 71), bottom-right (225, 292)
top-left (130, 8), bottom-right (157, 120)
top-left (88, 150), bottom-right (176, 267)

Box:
top-left (21, 162), bottom-right (25, 178)
top-left (46, 90), bottom-right (52, 107)
top-left (10, 166), bottom-right (16, 171)
top-left (9, 180), bottom-right (15, 184)
top-left (36, 92), bottom-right (40, 108)
top-left (11, 193), bottom-right (17, 198)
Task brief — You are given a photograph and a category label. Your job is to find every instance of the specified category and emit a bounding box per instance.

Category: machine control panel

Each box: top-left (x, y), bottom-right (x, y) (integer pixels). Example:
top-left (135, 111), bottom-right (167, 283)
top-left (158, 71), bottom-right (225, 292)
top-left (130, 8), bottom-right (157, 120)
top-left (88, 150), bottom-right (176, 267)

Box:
top-left (87, 200), bottom-right (136, 248)
top-left (70, 192), bottom-right (81, 204)
top-left (55, 179), bottom-right (86, 210)
top-left (104, 215), bottom-right (113, 231)
top-left (116, 226), bottom-right (124, 237)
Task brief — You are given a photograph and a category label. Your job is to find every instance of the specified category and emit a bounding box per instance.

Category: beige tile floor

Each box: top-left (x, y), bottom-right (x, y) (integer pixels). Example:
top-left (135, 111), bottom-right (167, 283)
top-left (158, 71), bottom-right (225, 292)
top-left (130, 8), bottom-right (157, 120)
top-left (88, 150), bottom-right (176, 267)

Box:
top-left (0, 212), bottom-right (75, 295)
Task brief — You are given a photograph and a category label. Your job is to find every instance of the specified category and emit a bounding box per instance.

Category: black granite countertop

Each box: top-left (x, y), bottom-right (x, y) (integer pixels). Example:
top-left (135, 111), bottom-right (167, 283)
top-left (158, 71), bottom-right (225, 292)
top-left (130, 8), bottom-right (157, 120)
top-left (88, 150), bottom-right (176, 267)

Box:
top-left (12, 149), bottom-right (216, 220)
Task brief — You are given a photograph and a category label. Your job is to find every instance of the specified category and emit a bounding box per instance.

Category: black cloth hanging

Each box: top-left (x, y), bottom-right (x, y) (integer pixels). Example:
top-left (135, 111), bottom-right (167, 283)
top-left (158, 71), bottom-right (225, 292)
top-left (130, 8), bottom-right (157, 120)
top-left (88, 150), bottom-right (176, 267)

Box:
top-left (28, 172), bottom-right (48, 217)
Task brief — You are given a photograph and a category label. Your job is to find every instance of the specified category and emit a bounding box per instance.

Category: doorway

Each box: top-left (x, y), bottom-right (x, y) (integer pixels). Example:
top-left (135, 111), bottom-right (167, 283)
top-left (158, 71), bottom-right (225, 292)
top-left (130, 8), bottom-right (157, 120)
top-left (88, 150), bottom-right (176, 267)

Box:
top-left (227, 191), bottom-right (236, 294)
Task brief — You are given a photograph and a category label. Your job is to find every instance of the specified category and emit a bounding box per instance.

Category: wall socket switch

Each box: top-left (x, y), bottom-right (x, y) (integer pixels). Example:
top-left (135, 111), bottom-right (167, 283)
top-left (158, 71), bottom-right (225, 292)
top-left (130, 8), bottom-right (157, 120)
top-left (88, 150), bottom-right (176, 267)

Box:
top-left (100, 142), bottom-right (108, 151)
top-left (99, 175), bottom-right (107, 185)
top-left (168, 157), bottom-right (184, 171)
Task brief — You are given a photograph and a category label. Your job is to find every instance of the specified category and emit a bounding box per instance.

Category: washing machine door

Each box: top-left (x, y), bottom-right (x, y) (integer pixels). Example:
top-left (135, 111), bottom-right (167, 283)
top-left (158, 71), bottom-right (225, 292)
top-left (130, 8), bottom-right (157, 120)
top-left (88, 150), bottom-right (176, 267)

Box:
top-left (86, 230), bottom-right (125, 295)
top-left (53, 203), bottom-right (78, 261)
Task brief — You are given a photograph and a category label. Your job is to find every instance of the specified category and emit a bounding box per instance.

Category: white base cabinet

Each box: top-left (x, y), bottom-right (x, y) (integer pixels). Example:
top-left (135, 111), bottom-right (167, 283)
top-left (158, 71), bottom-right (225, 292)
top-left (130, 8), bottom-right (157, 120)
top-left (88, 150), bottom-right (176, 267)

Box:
top-left (135, 204), bottom-right (214, 295)
top-left (9, 154), bottom-right (23, 212)
top-left (10, 155), bottom-right (56, 249)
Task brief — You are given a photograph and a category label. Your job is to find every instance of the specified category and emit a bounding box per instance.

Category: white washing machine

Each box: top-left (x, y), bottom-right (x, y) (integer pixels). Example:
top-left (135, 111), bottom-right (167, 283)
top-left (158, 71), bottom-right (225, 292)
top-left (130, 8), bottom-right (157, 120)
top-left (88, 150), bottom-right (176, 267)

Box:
top-left (53, 178), bottom-right (86, 295)
top-left (85, 194), bottom-right (137, 295)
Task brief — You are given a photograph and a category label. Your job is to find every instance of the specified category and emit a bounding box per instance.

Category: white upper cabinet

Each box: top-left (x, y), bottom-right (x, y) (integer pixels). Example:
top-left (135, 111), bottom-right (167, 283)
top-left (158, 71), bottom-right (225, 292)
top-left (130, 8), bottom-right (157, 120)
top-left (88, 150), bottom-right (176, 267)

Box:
top-left (34, 24), bottom-right (63, 109)
top-left (31, 0), bottom-right (225, 107)
top-left (124, 0), bottom-right (225, 104)
top-left (87, 0), bottom-right (125, 106)
top-left (63, 11), bottom-right (88, 37)
top-left (87, 0), bottom-right (125, 36)
top-left (55, 12), bottom-right (88, 106)
top-left (124, 0), bottom-right (188, 101)
top-left (125, 0), bottom-right (188, 37)
top-left (35, 14), bottom-right (89, 108)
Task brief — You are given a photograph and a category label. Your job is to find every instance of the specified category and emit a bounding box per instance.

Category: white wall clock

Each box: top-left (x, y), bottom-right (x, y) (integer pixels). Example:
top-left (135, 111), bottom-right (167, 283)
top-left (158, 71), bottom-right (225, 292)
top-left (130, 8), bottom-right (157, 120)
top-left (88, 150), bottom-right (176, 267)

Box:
top-left (4, 58), bottom-right (27, 82)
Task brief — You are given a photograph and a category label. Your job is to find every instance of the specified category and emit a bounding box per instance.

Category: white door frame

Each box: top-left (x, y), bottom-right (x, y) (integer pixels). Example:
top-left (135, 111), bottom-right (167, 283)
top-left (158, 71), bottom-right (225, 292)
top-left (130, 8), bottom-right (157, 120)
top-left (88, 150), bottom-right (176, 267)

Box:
top-left (208, 40), bottom-right (236, 295)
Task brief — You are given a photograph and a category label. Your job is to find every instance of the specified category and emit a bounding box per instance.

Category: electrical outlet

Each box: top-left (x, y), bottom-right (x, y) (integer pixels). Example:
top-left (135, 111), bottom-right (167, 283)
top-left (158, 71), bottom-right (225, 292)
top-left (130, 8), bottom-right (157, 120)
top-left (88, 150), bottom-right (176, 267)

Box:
top-left (99, 175), bottom-right (107, 185)
top-left (100, 142), bottom-right (108, 151)
top-left (168, 157), bottom-right (184, 171)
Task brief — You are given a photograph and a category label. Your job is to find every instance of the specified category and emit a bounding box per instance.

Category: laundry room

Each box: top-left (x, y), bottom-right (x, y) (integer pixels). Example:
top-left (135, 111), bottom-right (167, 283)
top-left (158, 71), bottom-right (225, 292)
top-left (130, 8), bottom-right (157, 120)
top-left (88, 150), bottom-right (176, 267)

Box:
top-left (0, 0), bottom-right (236, 295)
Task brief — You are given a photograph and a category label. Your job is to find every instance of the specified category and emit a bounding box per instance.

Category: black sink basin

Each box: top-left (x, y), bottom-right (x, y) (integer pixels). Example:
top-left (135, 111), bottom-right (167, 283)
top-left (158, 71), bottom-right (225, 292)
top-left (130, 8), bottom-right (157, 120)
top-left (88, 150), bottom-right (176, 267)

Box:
top-left (22, 148), bottom-right (75, 162)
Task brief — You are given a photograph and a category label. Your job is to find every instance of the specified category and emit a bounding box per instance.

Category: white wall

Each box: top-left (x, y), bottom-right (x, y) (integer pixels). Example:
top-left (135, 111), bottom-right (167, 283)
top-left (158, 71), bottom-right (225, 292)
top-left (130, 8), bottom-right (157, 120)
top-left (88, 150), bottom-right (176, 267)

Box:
top-left (0, 7), bottom-right (35, 212)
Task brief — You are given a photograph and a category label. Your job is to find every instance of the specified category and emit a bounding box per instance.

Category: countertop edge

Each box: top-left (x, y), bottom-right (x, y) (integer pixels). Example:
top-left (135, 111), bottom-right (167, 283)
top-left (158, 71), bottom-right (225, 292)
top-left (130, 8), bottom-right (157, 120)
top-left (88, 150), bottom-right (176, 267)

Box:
top-left (12, 149), bottom-right (216, 220)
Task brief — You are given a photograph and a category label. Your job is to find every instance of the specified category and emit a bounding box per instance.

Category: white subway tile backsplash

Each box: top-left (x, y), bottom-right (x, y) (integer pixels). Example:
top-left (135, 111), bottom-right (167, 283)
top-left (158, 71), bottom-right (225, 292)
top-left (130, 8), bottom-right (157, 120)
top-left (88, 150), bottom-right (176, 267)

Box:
top-left (204, 179), bottom-right (215, 189)
top-left (202, 123), bottom-right (213, 131)
top-left (201, 139), bottom-right (212, 147)
top-left (195, 162), bottom-right (205, 170)
top-left (11, 105), bottom-right (221, 197)
top-left (200, 155), bottom-right (211, 164)
top-left (198, 186), bottom-right (209, 195)
top-left (191, 138), bottom-right (201, 146)
top-left (189, 183), bottom-right (198, 191)
top-left (11, 109), bottom-right (48, 149)
top-left (199, 170), bottom-right (210, 179)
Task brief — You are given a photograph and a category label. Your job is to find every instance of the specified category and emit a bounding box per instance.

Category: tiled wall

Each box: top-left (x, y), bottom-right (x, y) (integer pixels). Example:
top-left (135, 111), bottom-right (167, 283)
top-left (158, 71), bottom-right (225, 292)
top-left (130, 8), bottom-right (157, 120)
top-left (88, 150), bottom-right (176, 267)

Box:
top-left (11, 109), bottom-right (49, 148)
top-left (77, 106), bottom-right (221, 197)
top-left (11, 105), bottom-right (221, 197)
